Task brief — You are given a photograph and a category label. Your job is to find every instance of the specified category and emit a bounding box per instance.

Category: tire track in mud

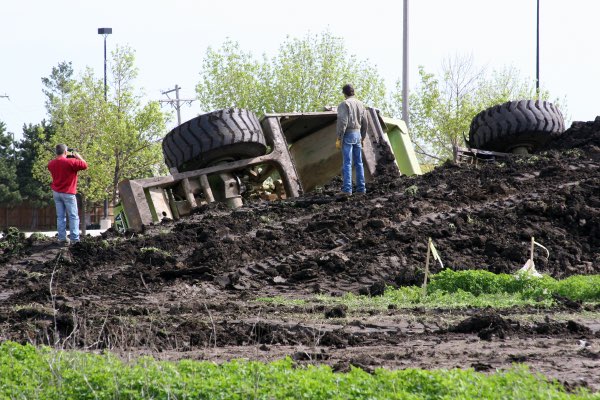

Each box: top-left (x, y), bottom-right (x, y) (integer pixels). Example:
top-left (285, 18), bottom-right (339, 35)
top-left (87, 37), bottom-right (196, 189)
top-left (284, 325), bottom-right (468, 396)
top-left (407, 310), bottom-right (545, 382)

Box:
top-left (396, 161), bottom-right (600, 230)
top-left (226, 159), bottom-right (600, 294)
top-left (0, 242), bottom-right (69, 302)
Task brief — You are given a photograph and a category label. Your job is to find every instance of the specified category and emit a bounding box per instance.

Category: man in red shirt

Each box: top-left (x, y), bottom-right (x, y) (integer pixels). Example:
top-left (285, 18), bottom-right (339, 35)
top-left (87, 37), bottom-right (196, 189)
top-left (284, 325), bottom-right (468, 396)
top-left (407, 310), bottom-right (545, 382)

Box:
top-left (47, 144), bottom-right (88, 245)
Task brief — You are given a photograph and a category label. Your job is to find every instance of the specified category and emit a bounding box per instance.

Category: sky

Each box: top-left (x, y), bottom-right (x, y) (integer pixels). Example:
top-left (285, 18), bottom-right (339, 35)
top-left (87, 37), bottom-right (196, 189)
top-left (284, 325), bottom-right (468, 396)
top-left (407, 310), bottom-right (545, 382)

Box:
top-left (1, 0), bottom-right (599, 141)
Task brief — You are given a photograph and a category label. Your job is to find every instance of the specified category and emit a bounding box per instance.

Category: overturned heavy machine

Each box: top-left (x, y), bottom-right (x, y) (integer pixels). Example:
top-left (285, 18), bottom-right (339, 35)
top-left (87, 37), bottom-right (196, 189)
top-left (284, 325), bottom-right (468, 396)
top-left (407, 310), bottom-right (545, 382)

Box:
top-left (116, 107), bottom-right (422, 232)
top-left (454, 99), bottom-right (565, 164)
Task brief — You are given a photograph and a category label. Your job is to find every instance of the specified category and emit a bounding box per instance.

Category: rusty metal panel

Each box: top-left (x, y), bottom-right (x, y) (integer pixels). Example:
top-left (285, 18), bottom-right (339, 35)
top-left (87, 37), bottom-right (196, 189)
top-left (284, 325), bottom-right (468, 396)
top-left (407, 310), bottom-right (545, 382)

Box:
top-left (260, 116), bottom-right (303, 198)
top-left (118, 180), bottom-right (154, 232)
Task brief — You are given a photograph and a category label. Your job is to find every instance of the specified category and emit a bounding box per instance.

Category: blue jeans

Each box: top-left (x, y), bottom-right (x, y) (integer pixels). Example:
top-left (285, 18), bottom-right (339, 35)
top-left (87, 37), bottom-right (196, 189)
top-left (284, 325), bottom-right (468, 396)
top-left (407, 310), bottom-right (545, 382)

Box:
top-left (53, 191), bottom-right (80, 242)
top-left (341, 130), bottom-right (366, 194)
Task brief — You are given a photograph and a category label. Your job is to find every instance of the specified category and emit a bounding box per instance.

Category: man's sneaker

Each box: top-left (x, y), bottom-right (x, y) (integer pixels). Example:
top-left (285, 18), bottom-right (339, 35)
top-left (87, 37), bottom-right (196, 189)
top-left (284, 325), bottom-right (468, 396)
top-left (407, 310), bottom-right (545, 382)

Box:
top-left (58, 240), bottom-right (70, 247)
top-left (355, 191), bottom-right (367, 196)
top-left (336, 191), bottom-right (352, 197)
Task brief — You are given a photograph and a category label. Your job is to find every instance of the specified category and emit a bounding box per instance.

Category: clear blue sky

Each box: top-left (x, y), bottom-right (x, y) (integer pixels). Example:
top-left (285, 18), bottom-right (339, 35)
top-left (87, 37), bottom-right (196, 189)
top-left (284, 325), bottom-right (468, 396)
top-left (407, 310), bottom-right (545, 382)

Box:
top-left (1, 0), bottom-right (598, 140)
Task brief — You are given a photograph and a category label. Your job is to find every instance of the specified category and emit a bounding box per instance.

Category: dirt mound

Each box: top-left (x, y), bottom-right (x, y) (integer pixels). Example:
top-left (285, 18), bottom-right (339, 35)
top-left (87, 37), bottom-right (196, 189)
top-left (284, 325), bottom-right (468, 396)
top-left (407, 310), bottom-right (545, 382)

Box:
top-left (2, 117), bottom-right (600, 391)
top-left (449, 310), bottom-right (517, 340)
top-left (543, 116), bottom-right (600, 155)
top-left (3, 118), bottom-right (600, 299)
top-left (447, 309), bottom-right (596, 341)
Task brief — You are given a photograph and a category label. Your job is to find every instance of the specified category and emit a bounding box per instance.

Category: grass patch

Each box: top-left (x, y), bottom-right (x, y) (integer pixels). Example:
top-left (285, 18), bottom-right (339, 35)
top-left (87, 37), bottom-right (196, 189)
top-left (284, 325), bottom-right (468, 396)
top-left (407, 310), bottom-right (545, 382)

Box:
top-left (554, 275), bottom-right (600, 301)
top-left (428, 269), bottom-right (600, 302)
top-left (140, 247), bottom-right (172, 257)
top-left (0, 341), bottom-right (596, 399)
top-left (256, 295), bottom-right (307, 306)
top-left (259, 271), bottom-right (600, 310)
top-left (317, 287), bottom-right (552, 311)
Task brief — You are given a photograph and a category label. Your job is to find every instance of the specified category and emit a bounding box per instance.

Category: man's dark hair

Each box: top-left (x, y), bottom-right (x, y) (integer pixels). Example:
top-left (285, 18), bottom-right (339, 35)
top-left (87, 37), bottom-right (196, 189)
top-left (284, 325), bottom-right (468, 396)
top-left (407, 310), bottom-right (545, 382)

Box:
top-left (56, 144), bottom-right (67, 155)
top-left (342, 84), bottom-right (355, 97)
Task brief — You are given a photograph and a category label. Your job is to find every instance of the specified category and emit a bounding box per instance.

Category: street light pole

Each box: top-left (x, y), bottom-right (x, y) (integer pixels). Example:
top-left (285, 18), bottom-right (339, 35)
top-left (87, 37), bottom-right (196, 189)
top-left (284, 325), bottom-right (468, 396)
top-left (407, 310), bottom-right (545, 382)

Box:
top-left (98, 28), bottom-right (112, 101)
top-left (98, 28), bottom-right (112, 221)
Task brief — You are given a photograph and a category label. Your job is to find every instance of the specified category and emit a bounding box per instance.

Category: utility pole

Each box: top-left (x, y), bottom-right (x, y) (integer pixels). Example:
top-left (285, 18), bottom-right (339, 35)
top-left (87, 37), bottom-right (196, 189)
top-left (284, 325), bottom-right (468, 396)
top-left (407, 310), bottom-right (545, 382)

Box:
top-left (402, 0), bottom-right (409, 128)
top-left (0, 94), bottom-right (9, 100)
top-left (159, 85), bottom-right (196, 126)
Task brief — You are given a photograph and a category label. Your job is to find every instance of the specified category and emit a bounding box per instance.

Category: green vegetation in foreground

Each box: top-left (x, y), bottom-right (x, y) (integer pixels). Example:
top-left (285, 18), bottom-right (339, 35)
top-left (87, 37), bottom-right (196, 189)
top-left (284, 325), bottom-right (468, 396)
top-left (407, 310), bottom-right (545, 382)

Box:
top-left (428, 269), bottom-right (600, 301)
top-left (0, 342), bottom-right (597, 399)
top-left (258, 271), bottom-right (600, 310)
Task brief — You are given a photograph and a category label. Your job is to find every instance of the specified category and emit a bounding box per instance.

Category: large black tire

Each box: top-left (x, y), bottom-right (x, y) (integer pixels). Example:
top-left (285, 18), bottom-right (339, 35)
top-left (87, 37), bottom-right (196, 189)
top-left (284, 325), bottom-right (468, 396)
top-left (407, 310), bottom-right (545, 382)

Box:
top-left (469, 100), bottom-right (565, 153)
top-left (162, 108), bottom-right (267, 172)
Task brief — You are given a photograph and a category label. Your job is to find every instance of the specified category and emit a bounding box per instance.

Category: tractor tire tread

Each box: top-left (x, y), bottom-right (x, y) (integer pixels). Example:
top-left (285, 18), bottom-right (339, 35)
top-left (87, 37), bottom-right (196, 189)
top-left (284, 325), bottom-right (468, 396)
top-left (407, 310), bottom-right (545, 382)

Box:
top-left (162, 108), bottom-right (267, 172)
top-left (469, 100), bottom-right (564, 153)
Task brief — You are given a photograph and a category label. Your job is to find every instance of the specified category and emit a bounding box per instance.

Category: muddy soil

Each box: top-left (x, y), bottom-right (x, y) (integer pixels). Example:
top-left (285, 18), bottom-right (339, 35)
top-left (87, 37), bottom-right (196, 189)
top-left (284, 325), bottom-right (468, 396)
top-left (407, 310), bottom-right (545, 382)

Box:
top-left (2, 117), bottom-right (600, 391)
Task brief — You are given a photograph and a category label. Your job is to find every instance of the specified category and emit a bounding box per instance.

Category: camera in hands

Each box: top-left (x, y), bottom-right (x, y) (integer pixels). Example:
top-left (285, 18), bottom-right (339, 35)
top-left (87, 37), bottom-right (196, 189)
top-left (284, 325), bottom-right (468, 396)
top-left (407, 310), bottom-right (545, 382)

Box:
top-left (66, 148), bottom-right (77, 158)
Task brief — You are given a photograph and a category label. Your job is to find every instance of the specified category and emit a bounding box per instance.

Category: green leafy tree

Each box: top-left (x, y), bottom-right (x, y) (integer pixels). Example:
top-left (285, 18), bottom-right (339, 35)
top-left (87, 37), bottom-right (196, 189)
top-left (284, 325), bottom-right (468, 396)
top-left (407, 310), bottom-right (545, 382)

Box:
top-left (267, 32), bottom-right (387, 112)
top-left (15, 122), bottom-right (54, 229)
top-left (34, 46), bottom-right (168, 208)
top-left (101, 44), bottom-right (168, 203)
top-left (35, 68), bottom-right (110, 203)
top-left (0, 121), bottom-right (21, 206)
top-left (31, 60), bottom-right (76, 192)
top-left (17, 122), bottom-right (54, 206)
top-left (392, 54), bottom-right (563, 163)
top-left (196, 31), bottom-right (387, 115)
top-left (41, 61), bottom-right (75, 129)
top-left (196, 39), bottom-right (268, 113)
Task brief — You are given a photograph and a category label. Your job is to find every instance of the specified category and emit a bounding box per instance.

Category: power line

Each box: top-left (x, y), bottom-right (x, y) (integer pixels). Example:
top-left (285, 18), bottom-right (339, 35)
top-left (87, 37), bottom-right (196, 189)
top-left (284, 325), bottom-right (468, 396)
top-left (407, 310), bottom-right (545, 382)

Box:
top-left (159, 85), bottom-right (196, 126)
top-left (0, 94), bottom-right (9, 100)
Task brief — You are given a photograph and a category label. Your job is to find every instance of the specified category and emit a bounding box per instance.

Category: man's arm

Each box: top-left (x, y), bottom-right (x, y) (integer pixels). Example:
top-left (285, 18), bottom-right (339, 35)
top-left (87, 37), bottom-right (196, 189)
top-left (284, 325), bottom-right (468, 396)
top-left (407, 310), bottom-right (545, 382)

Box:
top-left (336, 102), bottom-right (349, 139)
top-left (72, 152), bottom-right (88, 170)
top-left (360, 107), bottom-right (368, 140)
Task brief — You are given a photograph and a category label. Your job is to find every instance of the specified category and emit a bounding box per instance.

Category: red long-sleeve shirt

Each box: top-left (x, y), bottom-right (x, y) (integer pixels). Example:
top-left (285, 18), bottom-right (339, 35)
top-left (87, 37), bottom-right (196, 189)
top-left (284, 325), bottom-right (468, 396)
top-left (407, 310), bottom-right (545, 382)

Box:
top-left (48, 156), bottom-right (88, 194)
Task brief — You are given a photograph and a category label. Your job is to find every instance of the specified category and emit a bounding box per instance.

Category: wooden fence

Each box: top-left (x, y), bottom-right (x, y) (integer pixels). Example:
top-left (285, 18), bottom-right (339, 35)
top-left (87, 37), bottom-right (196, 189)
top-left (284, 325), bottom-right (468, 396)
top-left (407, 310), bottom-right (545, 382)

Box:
top-left (0, 200), bottom-right (112, 231)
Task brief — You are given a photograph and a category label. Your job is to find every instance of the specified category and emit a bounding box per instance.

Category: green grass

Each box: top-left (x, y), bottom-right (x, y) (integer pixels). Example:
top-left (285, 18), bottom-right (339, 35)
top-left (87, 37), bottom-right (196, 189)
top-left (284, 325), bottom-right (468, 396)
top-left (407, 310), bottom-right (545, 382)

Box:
top-left (258, 271), bottom-right (600, 310)
top-left (427, 269), bottom-right (600, 302)
top-left (255, 295), bottom-right (307, 306)
top-left (0, 341), bottom-right (597, 399)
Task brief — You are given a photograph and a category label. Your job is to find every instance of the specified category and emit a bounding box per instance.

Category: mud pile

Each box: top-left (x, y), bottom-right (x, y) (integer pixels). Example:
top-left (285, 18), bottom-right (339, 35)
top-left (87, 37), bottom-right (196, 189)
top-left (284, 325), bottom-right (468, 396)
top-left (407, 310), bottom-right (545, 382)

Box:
top-left (2, 118), bottom-right (600, 301)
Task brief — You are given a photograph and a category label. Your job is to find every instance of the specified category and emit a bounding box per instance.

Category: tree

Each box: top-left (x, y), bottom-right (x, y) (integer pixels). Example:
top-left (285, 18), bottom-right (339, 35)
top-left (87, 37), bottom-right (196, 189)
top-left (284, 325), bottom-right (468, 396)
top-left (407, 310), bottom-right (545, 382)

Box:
top-left (102, 45), bottom-right (168, 204)
top-left (30, 60), bottom-right (76, 193)
top-left (34, 46), bottom-right (168, 209)
top-left (0, 121), bottom-right (21, 206)
top-left (41, 61), bottom-right (75, 129)
top-left (196, 31), bottom-right (388, 115)
top-left (196, 39), bottom-right (268, 114)
top-left (392, 54), bottom-right (562, 163)
top-left (15, 121), bottom-right (54, 229)
top-left (17, 122), bottom-right (54, 207)
top-left (266, 32), bottom-right (387, 113)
